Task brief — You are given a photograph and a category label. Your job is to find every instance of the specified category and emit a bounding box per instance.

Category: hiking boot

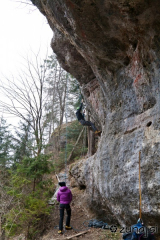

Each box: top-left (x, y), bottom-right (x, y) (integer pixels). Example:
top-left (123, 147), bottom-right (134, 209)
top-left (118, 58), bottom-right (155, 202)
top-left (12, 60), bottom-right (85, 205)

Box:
top-left (58, 230), bottom-right (63, 234)
top-left (65, 226), bottom-right (72, 230)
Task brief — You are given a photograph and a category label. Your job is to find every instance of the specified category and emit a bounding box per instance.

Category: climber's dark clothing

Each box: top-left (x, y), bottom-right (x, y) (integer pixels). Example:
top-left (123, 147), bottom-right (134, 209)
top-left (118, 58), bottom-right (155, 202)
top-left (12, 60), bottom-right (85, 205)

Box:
top-left (76, 103), bottom-right (84, 121)
top-left (76, 103), bottom-right (98, 132)
top-left (79, 119), bottom-right (97, 132)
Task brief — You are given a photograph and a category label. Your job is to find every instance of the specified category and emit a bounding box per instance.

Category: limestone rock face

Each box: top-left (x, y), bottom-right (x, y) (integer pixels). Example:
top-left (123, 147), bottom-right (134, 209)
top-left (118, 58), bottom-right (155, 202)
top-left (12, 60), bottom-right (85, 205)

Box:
top-left (31, 0), bottom-right (160, 225)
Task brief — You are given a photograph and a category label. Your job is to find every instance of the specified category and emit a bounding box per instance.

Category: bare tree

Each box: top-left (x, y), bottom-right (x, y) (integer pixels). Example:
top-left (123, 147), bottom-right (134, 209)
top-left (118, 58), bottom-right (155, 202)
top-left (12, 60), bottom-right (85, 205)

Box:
top-left (44, 55), bottom-right (80, 135)
top-left (0, 53), bottom-right (48, 157)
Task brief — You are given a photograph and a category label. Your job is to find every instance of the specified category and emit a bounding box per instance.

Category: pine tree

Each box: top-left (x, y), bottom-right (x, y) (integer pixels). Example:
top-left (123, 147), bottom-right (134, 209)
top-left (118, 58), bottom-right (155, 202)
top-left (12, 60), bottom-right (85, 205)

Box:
top-left (4, 151), bottom-right (54, 239)
top-left (0, 117), bottom-right (14, 240)
top-left (13, 119), bottom-right (33, 165)
top-left (0, 117), bottom-right (13, 169)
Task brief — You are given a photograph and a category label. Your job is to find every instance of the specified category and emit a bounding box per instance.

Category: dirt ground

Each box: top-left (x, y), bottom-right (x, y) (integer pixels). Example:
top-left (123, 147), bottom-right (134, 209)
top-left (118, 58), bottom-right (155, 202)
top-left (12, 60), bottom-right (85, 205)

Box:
top-left (11, 182), bottom-right (159, 240)
top-left (42, 184), bottom-right (160, 240)
top-left (42, 187), bottom-right (122, 240)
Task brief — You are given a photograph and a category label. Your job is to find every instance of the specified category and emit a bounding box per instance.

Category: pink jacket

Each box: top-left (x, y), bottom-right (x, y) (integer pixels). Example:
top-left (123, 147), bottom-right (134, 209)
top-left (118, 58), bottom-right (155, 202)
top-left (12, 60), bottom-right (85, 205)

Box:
top-left (57, 186), bottom-right (72, 204)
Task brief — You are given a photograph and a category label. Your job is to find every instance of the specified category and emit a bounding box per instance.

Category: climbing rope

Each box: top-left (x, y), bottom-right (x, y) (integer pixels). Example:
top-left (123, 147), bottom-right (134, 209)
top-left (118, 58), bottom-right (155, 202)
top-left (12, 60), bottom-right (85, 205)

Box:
top-left (64, 73), bottom-right (69, 183)
top-left (139, 151), bottom-right (142, 219)
top-left (64, 76), bottom-right (84, 182)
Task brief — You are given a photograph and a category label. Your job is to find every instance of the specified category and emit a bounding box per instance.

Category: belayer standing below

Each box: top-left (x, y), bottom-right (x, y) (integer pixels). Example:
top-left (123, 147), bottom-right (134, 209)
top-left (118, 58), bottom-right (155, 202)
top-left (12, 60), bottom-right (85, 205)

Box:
top-left (76, 99), bottom-right (100, 134)
top-left (57, 182), bottom-right (72, 234)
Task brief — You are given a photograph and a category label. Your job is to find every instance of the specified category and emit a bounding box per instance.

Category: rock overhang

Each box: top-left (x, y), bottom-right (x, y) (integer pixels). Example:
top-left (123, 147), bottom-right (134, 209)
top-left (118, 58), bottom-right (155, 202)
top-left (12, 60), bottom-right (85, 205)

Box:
top-left (30, 0), bottom-right (160, 226)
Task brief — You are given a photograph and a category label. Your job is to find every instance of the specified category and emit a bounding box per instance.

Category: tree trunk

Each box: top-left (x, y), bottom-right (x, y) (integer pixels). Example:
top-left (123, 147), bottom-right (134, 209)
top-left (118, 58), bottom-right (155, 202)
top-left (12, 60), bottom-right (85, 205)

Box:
top-left (33, 178), bottom-right (36, 192)
top-left (0, 216), bottom-right (6, 240)
top-left (87, 129), bottom-right (96, 157)
top-left (87, 112), bottom-right (96, 157)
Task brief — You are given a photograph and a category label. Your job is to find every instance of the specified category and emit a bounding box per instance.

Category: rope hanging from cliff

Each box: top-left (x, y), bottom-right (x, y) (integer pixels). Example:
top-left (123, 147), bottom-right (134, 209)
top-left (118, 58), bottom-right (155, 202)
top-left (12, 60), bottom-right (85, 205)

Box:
top-left (139, 151), bottom-right (142, 219)
top-left (64, 73), bottom-right (69, 183)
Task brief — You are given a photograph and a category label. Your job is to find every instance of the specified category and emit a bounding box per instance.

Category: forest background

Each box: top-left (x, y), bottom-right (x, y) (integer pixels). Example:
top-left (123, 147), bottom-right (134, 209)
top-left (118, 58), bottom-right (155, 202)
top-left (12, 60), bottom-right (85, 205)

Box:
top-left (0, 53), bottom-right (86, 240)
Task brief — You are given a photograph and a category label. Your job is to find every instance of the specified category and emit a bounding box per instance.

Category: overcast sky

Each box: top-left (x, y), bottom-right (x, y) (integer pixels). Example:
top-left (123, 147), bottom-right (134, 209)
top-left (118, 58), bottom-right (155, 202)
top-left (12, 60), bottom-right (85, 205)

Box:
top-left (0, 0), bottom-right (53, 127)
top-left (0, 0), bottom-right (53, 75)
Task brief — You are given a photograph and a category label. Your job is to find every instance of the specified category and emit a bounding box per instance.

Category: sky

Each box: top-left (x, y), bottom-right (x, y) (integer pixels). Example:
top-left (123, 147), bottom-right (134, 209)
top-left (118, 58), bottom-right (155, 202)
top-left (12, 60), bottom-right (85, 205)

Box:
top-left (0, 0), bottom-right (53, 128)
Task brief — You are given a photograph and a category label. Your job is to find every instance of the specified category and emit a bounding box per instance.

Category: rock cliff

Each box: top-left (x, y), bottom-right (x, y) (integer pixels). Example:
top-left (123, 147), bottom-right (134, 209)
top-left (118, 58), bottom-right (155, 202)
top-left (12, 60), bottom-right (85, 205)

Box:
top-left (31, 0), bottom-right (160, 226)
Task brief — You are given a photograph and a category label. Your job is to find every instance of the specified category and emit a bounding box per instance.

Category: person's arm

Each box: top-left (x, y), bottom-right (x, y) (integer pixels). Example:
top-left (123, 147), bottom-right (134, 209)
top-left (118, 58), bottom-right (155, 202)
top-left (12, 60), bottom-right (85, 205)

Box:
top-left (82, 110), bottom-right (85, 120)
top-left (70, 191), bottom-right (72, 202)
top-left (78, 102), bottom-right (83, 112)
top-left (57, 191), bottom-right (60, 202)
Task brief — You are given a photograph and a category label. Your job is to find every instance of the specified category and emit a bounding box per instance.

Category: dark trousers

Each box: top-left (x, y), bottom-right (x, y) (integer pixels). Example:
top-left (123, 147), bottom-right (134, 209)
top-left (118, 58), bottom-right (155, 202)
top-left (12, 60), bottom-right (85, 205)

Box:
top-left (59, 204), bottom-right (71, 230)
top-left (79, 119), bottom-right (97, 132)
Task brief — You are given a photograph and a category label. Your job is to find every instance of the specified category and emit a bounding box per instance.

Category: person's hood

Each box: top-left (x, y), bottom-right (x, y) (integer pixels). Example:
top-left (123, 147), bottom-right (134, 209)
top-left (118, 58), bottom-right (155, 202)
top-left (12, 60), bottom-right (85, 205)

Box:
top-left (60, 186), bottom-right (68, 192)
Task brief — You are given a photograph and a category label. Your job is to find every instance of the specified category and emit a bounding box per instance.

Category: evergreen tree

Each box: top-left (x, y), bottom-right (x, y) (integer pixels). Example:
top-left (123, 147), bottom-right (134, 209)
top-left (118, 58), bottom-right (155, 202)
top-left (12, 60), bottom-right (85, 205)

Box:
top-left (4, 153), bottom-right (54, 239)
top-left (0, 117), bottom-right (14, 240)
top-left (13, 119), bottom-right (33, 165)
top-left (0, 117), bottom-right (13, 169)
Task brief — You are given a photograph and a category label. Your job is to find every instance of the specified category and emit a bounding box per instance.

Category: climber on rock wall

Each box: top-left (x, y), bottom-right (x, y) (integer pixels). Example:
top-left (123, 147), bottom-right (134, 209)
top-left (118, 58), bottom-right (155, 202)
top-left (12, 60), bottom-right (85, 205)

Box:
top-left (76, 99), bottom-right (101, 134)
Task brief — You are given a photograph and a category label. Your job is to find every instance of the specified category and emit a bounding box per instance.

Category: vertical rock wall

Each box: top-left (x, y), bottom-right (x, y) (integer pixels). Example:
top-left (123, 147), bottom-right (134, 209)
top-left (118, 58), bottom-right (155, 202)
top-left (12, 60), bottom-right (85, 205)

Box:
top-left (31, 0), bottom-right (160, 225)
